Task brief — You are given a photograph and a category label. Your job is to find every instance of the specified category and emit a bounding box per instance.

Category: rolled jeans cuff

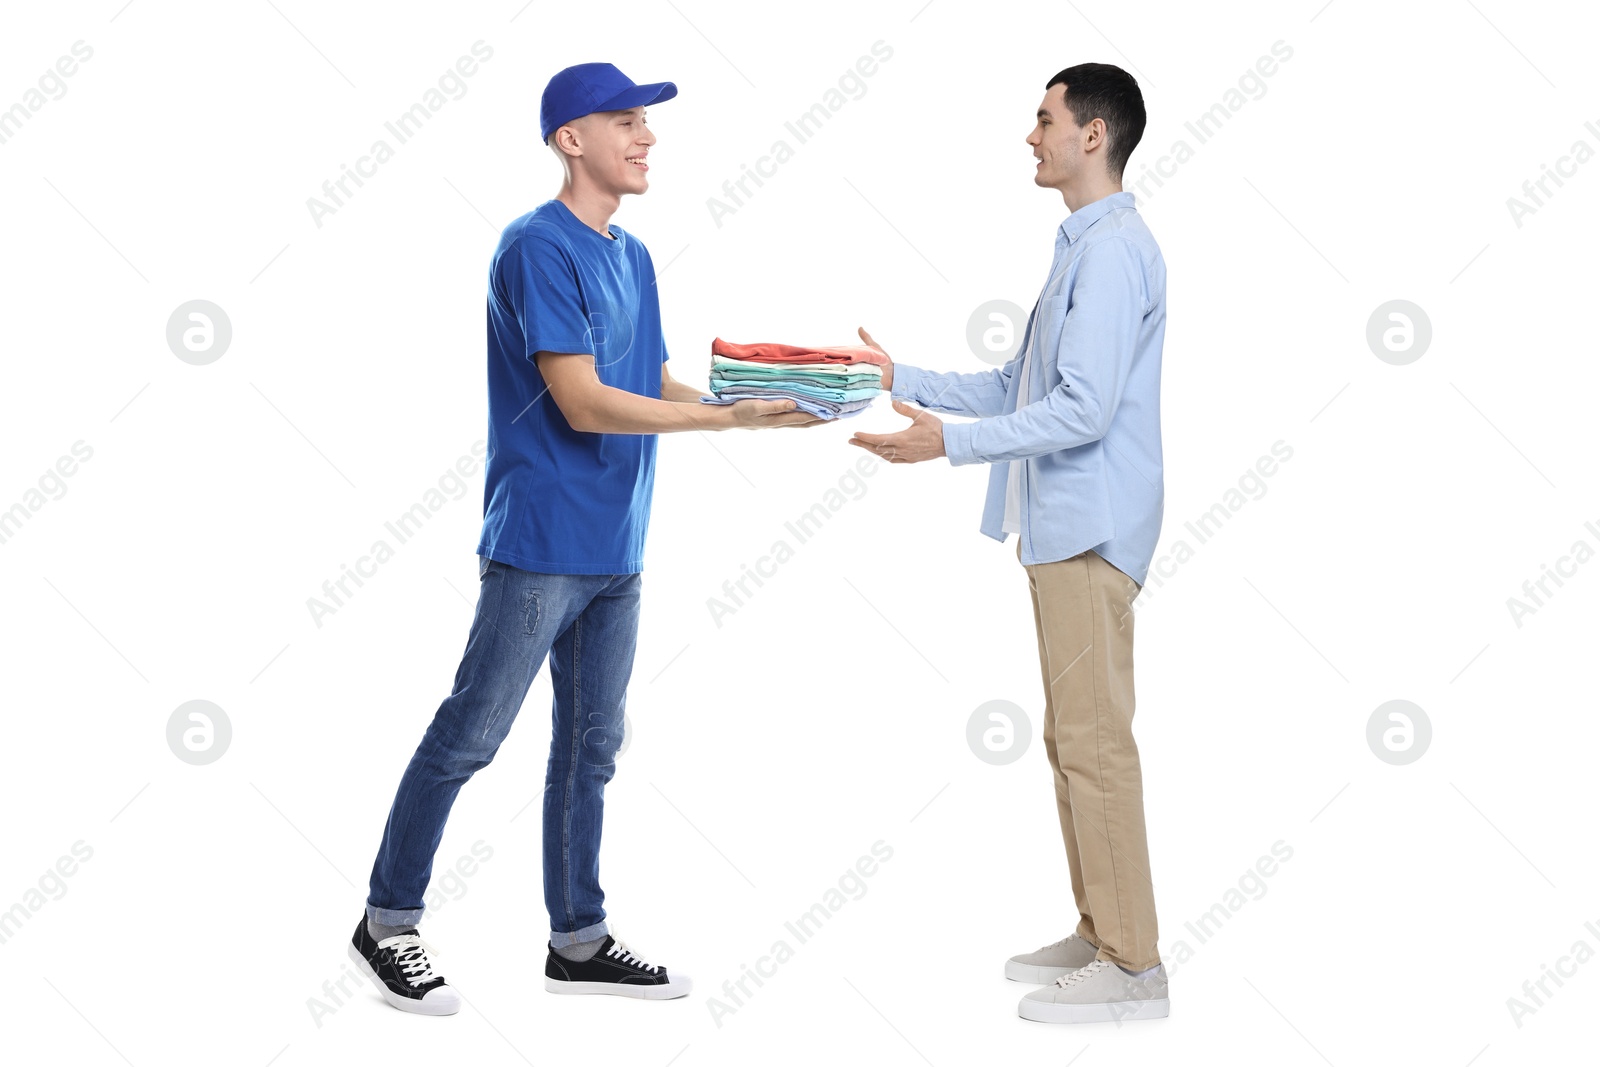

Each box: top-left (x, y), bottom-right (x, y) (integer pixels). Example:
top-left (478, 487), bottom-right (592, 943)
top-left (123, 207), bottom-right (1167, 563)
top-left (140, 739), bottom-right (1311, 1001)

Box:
top-left (366, 902), bottom-right (425, 927)
top-left (549, 919), bottom-right (610, 948)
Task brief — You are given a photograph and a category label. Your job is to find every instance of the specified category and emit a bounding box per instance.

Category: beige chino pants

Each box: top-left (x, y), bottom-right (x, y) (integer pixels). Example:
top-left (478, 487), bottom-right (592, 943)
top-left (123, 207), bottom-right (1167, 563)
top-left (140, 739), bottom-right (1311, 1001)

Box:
top-left (1019, 538), bottom-right (1160, 971)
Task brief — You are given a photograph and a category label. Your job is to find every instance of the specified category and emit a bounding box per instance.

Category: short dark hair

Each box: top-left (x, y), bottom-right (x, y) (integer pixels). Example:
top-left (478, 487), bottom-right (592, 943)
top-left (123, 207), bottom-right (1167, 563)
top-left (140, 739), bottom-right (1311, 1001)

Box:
top-left (1044, 63), bottom-right (1146, 181)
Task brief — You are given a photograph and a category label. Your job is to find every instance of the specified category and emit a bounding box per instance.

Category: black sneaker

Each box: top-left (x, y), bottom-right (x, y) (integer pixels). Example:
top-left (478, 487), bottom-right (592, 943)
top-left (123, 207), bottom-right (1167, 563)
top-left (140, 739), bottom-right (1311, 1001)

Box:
top-left (347, 914), bottom-right (461, 1015)
top-left (544, 933), bottom-right (692, 999)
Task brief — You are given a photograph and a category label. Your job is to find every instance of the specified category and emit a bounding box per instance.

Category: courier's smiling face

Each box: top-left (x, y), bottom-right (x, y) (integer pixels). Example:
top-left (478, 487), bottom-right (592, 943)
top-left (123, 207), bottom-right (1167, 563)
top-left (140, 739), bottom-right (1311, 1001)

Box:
top-left (569, 106), bottom-right (654, 197)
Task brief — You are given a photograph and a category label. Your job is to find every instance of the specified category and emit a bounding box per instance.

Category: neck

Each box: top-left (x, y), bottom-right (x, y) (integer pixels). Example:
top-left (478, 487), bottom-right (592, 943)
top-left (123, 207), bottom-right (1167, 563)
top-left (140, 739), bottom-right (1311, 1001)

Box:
top-left (556, 180), bottom-right (620, 238)
top-left (1061, 177), bottom-right (1122, 214)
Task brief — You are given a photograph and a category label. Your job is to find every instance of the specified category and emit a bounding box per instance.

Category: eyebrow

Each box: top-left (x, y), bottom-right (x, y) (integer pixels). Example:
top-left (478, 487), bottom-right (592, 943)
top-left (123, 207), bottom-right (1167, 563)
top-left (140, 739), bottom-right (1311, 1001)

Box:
top-left (1036, 108), bottom-right (1052, 119)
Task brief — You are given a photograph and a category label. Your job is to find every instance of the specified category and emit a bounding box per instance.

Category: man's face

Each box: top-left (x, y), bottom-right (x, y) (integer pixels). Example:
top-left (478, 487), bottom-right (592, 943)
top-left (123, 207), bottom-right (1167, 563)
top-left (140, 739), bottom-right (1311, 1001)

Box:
top-left (570, 106), bottom-right (655, 195)
top-left (1026, 84), bottom-right (1082, 190)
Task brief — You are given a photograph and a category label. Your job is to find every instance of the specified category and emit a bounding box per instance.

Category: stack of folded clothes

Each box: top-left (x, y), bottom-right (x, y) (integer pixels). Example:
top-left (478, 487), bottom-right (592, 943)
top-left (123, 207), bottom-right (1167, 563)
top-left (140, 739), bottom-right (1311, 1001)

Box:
top-left (699, 337), bottom-right (889, 420)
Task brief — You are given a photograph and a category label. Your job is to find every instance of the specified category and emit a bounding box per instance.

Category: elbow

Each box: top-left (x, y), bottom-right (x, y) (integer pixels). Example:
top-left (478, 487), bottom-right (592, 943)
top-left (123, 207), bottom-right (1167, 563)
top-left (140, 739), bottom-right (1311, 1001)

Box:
top-left (556, 396), bottom-right (598, 433)
top-left (557, 378), bottom-right (612, 433)
top-left (1062, 389), bottom-right (1112, 444)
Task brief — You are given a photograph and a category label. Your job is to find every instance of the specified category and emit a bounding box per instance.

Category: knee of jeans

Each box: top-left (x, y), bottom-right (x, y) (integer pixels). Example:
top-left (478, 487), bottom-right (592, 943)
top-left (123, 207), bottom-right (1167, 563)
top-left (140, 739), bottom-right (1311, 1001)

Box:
top-left (437, 733), bottom-right (501, 774)
top-left (577, 718), bottom-right (623, 771)
top-left (428, 713), bottom-right (510, 772)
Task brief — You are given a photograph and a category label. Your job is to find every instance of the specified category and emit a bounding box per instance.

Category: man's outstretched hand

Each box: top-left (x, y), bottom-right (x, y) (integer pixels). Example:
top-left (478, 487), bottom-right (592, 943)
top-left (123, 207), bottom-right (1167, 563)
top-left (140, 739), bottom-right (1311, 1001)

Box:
top-left (849, 398), bottom-right (945, 463)
top-left (858, 326), bottom-right (893, 392)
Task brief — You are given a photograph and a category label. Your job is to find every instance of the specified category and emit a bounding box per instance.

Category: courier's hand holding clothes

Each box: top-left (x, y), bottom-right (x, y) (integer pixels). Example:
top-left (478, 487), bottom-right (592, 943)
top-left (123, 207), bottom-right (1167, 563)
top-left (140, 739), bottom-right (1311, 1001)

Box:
top-left (848, 398), bottom-right (947, 464)
top-left (724, 398), bottom-right (826, 429)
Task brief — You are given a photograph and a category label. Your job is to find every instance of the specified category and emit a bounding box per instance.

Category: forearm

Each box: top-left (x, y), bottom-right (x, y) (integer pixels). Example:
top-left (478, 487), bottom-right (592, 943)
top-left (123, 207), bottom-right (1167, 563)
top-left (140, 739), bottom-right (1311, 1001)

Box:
top-left (891, 362), bottom-right (1012, 418)
top-left (662, 377), bottom-right (712, 403)
top-left (575, 383), bottom-right (731, 433)
top-left (941, 384), bottom-right (1110, 466)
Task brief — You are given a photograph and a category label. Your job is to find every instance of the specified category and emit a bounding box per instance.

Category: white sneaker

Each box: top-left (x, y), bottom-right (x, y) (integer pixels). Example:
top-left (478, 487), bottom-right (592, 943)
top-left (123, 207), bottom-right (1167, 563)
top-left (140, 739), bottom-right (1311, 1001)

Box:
top-left (1018, 959), bottom-right (1170, 1024)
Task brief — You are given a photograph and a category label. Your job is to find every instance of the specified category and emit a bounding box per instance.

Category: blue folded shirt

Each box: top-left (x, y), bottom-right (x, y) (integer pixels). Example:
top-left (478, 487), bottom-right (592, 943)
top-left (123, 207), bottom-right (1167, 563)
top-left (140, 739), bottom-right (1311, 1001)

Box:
top-left (699, 393), bottom-right (875, 420)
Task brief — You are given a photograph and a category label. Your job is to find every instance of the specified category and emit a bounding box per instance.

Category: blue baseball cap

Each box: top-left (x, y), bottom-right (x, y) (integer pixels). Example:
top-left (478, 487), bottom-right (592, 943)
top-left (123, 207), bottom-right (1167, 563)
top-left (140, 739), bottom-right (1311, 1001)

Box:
top-left (540, 62), bottom-right (678, 145)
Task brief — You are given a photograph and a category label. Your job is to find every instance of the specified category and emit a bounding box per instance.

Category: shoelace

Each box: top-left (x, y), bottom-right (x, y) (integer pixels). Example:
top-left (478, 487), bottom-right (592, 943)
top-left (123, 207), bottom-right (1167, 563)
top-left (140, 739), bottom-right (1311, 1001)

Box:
top-left (606, 933), bottom-right (661, 974)
top-left (1054, 959), bottom-right (1113, 988)
top-left (379, 933), bottom-right (444, 987)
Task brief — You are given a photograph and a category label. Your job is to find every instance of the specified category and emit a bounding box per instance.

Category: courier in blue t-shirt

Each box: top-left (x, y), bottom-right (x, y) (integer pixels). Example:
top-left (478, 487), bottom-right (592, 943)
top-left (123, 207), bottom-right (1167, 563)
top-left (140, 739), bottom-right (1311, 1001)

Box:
top-left (477, 197), bottom-right (669, 574)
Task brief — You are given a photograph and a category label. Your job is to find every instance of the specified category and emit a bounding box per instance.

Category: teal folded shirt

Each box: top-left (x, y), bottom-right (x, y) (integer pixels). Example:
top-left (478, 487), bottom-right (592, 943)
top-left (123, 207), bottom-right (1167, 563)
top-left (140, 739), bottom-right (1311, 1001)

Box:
top-left (711, 365), bottom-right (882, 388)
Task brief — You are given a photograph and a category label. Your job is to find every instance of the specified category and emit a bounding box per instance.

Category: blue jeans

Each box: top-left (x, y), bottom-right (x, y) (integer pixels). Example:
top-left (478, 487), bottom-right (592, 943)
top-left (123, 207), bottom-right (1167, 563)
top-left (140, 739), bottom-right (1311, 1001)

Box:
top-left (365, 555), bottom-right (640, 947)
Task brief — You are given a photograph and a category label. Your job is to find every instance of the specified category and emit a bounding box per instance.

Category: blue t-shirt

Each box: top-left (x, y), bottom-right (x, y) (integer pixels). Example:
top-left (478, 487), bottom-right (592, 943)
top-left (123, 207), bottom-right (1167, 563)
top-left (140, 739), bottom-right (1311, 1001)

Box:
top-left (477, 198), bottom-right (668, 575)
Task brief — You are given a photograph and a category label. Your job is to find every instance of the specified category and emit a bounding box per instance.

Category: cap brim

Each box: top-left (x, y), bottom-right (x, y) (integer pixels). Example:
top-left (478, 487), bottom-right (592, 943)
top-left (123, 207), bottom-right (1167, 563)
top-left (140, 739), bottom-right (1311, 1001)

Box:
top-left (594, 80), bottom-right (678, 115)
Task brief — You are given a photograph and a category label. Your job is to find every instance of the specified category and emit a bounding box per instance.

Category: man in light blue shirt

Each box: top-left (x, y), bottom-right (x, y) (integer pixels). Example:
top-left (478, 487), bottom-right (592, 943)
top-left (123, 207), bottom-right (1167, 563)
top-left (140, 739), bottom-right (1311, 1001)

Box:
top-left (849, 62), bottom-right (1170, 1025)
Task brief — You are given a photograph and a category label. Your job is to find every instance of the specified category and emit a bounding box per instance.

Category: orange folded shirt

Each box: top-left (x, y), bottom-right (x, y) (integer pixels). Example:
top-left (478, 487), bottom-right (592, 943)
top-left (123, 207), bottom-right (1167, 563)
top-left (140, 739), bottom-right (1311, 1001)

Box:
top-left (711, 336), bottom-right (891, 367)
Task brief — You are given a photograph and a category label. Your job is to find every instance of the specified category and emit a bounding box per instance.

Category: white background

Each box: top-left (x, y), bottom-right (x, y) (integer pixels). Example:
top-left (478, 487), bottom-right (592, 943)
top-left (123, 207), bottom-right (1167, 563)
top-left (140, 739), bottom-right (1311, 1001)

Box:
top-left (2, 1), bottom-right (1596, 1064)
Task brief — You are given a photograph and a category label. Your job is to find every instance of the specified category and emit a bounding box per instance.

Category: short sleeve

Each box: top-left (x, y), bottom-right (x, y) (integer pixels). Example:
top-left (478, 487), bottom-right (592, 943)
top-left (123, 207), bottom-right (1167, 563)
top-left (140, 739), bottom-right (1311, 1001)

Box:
top-left (499, 236), bottom-right (594, 360)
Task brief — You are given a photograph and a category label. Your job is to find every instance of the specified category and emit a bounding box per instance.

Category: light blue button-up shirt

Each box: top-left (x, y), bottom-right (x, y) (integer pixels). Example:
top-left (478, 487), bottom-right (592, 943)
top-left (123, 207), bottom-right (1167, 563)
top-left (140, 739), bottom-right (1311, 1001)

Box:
top-left (891, 190), bottom-right (1166, 586)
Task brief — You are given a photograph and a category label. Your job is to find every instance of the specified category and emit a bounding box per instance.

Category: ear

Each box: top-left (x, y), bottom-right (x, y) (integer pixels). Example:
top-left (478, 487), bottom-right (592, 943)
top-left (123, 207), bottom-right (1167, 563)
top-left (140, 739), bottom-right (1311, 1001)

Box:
top-left (1084, 115), bottom-right (1106, 151)
top-left (552, 124), bottom-right (581, 157)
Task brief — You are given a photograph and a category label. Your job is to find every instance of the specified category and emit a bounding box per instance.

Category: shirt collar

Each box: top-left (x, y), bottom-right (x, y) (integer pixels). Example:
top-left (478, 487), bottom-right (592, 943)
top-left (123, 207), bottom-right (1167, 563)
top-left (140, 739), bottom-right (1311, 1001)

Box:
top-left (1057, 190), bottom-right (1136, 245)
top-left (550, 197), bottom-right (625, 251)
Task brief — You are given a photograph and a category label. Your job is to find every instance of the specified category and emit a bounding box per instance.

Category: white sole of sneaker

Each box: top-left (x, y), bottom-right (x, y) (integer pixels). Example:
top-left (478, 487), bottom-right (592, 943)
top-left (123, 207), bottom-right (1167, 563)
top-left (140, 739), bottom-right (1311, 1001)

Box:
top-left (347, 942), bottom-right (461, 1016)
top-left (1018, 996), bottom-right (1170, 1024)
top-left (1005, 960), bottom-right (1082, 984)
top-left (543, 976), bottom-right (692, 1000)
